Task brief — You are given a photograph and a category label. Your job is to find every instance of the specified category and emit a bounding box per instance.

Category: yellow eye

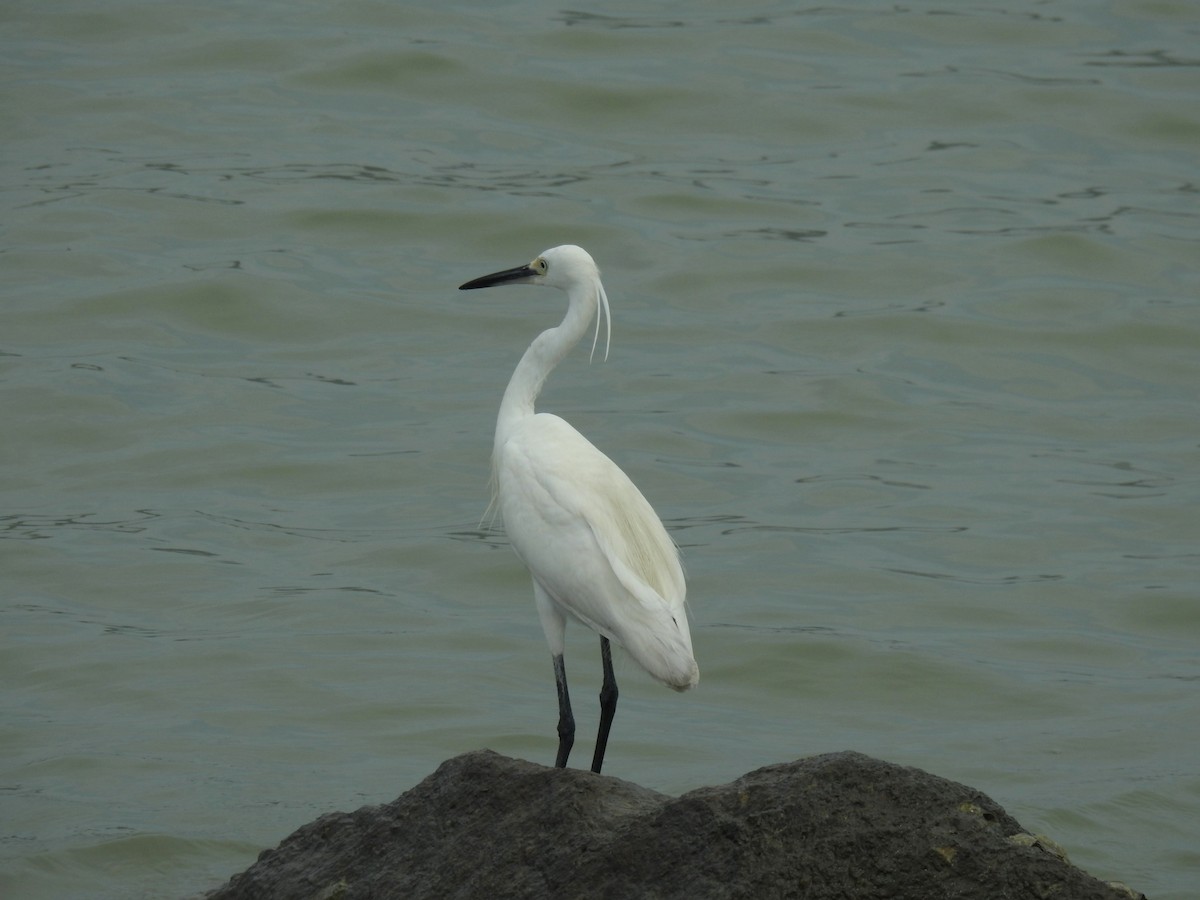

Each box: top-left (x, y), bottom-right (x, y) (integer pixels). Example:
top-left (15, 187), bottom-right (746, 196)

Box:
top-left (533, 257), bottom-right (548, 274)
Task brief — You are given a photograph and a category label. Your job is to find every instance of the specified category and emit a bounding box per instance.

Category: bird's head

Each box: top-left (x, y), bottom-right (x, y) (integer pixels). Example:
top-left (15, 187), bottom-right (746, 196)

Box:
top-left (458, 244), bottom-right (598, 292)
top-left (459, 244), bottom-right (610, 361)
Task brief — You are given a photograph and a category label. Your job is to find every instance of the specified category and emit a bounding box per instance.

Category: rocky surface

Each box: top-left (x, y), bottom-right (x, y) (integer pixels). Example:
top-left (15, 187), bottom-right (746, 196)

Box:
top-left (206, 750), bottom-right (1143, 900)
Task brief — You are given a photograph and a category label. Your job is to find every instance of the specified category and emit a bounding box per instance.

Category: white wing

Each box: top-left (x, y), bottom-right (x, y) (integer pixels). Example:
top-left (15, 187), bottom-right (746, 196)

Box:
top-left (496, 413), bottom-right (697, 690)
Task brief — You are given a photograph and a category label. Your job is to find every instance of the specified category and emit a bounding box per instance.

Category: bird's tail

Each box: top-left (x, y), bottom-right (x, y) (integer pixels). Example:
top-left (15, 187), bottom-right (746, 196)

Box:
top-left (618, 602), bottom-right (698, 692)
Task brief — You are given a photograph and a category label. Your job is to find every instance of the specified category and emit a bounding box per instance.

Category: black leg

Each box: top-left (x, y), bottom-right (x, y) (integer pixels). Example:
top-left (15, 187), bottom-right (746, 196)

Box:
top-left (591, 636), bottom-right (619, 774)
top-left (552, 653), bottom-right (575, 768)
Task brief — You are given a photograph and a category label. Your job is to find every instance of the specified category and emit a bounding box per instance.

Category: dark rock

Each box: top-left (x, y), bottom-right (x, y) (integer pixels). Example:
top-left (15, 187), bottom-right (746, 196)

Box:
top-left (206, 750), bottom-right (1144, 900)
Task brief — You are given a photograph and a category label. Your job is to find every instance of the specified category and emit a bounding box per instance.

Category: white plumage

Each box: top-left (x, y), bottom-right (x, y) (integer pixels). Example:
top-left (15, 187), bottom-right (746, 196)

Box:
top-left (461, 244), bottom-right (697, 773)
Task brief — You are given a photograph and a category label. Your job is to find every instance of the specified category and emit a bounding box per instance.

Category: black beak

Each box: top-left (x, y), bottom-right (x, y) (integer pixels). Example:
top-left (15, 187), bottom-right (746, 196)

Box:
top-left (459, 264), bottom-right (537, 291)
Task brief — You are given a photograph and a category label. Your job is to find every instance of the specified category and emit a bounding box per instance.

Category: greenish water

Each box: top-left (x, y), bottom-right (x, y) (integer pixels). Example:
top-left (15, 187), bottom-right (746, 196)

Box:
top-left (3, 2), bottom-right (1198, 897)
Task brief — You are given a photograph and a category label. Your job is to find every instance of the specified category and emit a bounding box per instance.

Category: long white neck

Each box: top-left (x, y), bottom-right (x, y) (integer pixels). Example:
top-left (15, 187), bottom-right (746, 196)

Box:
top-left (494, 281), bottom-right (598, 459)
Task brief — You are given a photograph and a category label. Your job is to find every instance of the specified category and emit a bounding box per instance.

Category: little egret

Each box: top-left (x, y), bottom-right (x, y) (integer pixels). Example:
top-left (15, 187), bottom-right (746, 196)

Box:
top-left (460, 244), bottom-right (698, 774)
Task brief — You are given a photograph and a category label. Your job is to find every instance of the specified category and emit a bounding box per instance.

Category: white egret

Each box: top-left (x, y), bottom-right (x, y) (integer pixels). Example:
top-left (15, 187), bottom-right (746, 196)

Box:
top-left (460, 244), bottom-right (698, 774)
